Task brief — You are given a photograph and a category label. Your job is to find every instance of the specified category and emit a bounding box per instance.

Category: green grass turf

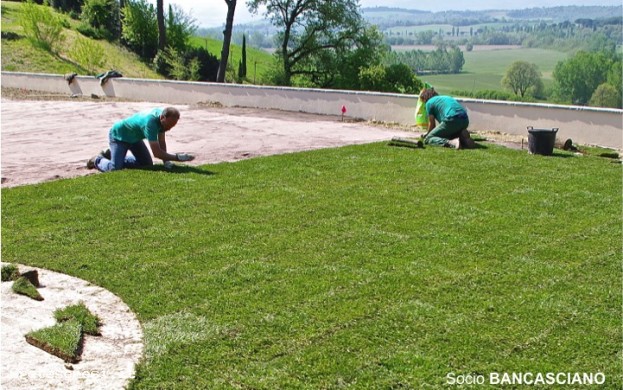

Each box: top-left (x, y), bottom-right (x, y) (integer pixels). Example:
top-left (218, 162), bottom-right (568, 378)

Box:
top-left (2, 143), bottom-right (621, 388)
top-left (11, 276), bottom-right (43, 300)
top-left (54, 302), bottom-right (101, 335)
top-left (25, 319), bottom-right (83, 363)
top-left (1, 263), bottom-right (20, 281)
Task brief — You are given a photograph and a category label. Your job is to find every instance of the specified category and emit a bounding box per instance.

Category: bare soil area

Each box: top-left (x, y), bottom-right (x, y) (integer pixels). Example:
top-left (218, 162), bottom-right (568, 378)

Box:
top-left (1, 87), bottom-right (420, 188)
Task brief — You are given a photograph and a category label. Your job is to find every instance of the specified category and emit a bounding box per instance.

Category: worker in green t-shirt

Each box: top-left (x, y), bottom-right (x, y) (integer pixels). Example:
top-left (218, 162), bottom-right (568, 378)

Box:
top-left (419, 88), bottom-right (475, 149)
top-left (87, 107), bottom-right (195, 172)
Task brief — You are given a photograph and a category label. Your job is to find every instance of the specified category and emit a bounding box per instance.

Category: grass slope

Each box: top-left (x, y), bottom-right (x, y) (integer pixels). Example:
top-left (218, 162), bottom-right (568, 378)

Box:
top-left (1, 1), bottom-right (276, 83)
top-left (2, 143), bottom-right (621, 388)
top-left (189, 36), bottom-right (275, 84)
top-left (1, 1), bottom-right (161, 78)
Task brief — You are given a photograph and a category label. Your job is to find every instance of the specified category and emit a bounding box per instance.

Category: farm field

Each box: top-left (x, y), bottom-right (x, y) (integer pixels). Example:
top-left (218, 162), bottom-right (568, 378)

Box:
top-left (411, 47), bottom-right (570, 95)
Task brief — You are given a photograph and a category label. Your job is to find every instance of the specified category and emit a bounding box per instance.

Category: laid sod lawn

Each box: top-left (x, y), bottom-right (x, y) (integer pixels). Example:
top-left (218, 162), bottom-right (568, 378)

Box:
top-left (2, 142), bottom-right (621, 388)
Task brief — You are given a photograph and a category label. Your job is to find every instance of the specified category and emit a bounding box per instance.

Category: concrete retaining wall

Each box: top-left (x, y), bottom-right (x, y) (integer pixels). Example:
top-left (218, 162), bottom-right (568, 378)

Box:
top-left (2, 71), bottom-right (621, 149)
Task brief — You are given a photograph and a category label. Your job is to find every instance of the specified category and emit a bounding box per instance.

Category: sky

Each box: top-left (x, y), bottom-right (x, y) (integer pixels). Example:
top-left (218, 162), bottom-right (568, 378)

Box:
top-left (149, 0), bottom-right (623, 28)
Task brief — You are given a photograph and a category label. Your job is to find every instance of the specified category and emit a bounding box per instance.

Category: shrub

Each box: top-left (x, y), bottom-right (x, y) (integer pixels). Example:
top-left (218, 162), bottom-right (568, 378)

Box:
top-left (18, 0), bottom-right (66, 53)
top-left (589, 83), bottom-right (621, 108)
top-left (155, 48), bottom-right (187, 80)
top-left (183, 47), bottom-right (219, 82)
top-left (76, 22), bottom-right (106, 40)
top-left (451, 89), bottom-right (535, 102)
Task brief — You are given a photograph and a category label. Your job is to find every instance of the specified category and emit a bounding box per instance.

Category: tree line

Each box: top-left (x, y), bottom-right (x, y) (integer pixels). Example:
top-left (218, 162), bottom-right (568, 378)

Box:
top-left (384, 18), bottom-right (621, 53)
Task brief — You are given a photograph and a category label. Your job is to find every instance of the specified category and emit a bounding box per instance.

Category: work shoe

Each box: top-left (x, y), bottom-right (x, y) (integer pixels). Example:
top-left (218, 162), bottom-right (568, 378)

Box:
top-left (86, 154), bottom-right (101, 169)
top-left (445, 138), bottom-right (461, 149)
top-left (87, 153), bottom-right (104, 169)
top-left (100, 148), bottom-right (111, 160)
top-left (459, 130), bottom-right (476, 149)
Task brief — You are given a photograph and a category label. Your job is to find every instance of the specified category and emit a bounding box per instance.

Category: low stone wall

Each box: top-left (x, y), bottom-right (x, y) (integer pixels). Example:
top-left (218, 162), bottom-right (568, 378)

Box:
top-left (2, 71), bottom-right (621, 149)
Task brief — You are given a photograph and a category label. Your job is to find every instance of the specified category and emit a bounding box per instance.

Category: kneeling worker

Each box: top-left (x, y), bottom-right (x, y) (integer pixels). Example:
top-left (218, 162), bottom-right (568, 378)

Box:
top-left (87, 106), bottom-right (195, 172)
top-left (418, 88), bottom-right (475, 149)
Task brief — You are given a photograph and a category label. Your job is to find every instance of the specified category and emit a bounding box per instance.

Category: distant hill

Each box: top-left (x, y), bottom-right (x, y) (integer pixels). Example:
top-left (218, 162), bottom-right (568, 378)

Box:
top-left (361, 5), bottom-right (622, 27)
top-left (215, 5), bottom-right (623, 44)
top-left (507, 6), bottom-right (622, 21)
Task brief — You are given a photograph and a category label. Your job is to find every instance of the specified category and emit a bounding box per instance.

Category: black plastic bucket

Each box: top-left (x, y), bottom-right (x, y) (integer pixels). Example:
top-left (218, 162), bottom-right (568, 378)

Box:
top-left (527, 126), bottom-right (558, 156)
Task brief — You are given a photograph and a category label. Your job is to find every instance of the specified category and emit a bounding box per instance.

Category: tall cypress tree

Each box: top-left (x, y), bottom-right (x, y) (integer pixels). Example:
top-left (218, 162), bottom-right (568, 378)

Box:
top-left (238, 34), bottom-right (247, 79)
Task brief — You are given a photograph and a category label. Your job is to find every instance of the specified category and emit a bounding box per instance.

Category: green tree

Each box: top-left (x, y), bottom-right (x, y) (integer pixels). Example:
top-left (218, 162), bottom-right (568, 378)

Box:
top-left (303, 24), bottom-right (386, 90)
top-left (165, 4), bottom-right (196, 53)
top-left (447, 46), bottom-right (464, 73)
top-left (80, 0), bottom-right (120, 41)
top-left (248, 0), bottom-right (367, 86)
top-left (156, 0), bottom-right (166, 51)
top-left (217, 0), bottom-right (237, 82)
top-left (606, 58), bottom-right (622, 108)
top-left (384, 63), bottom-right (423, 94)
top-left (238, 34), bottom-right (247, 79)
top-left (358, 64), bottom-right (387, 92)
top-left (589, 83), bottom-right (620, 108)
top-left (553, 51), bottom-right (611, 105)
top-left (121, 0), bottom-right (158, 59)
top-left (502, 61), bottom-right (542, 98)
top-left (358, 63), bottom-right (422, 94)
top-left (50, 0), bottom-right (83, 16)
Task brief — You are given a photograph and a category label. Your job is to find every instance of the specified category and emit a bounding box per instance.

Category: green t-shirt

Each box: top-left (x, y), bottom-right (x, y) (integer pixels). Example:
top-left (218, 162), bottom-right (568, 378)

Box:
top-left (110, 108), bottom-right (164, 144)
top-left (425, 96), bottom-right (467, 122)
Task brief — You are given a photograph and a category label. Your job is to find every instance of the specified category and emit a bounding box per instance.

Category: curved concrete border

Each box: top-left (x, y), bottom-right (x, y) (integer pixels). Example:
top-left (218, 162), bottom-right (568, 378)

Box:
top-left (1, 264), bottom-right (143, 390)
top-left (2, 71), bottom-right (621, 149)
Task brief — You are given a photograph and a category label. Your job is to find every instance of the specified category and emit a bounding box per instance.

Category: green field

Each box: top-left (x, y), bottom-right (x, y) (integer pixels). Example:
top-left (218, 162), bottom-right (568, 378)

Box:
top-left (418, 48), bottom-right (569, 95)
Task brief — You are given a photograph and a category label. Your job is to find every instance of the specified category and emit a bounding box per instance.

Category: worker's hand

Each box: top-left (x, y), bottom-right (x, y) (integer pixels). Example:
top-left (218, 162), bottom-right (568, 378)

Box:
top-left (164, 161), bottom-right (174, 170)
top-left (176, 153), bottom-right (195, 162)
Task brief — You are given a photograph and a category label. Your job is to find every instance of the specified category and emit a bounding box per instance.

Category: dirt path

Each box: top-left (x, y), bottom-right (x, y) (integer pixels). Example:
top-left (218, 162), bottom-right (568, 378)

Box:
top-left (1, 91), bottom-right (420, 188)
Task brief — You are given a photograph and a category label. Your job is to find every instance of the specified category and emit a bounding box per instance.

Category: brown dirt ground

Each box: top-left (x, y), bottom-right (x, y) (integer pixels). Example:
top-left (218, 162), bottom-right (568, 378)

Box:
top-left (1, 87), bottom-right (428, 187)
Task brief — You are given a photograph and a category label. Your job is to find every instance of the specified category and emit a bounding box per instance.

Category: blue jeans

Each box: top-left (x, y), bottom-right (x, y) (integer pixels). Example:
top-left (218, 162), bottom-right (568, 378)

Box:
top-left (95, 131), bottom-right (153, 172)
